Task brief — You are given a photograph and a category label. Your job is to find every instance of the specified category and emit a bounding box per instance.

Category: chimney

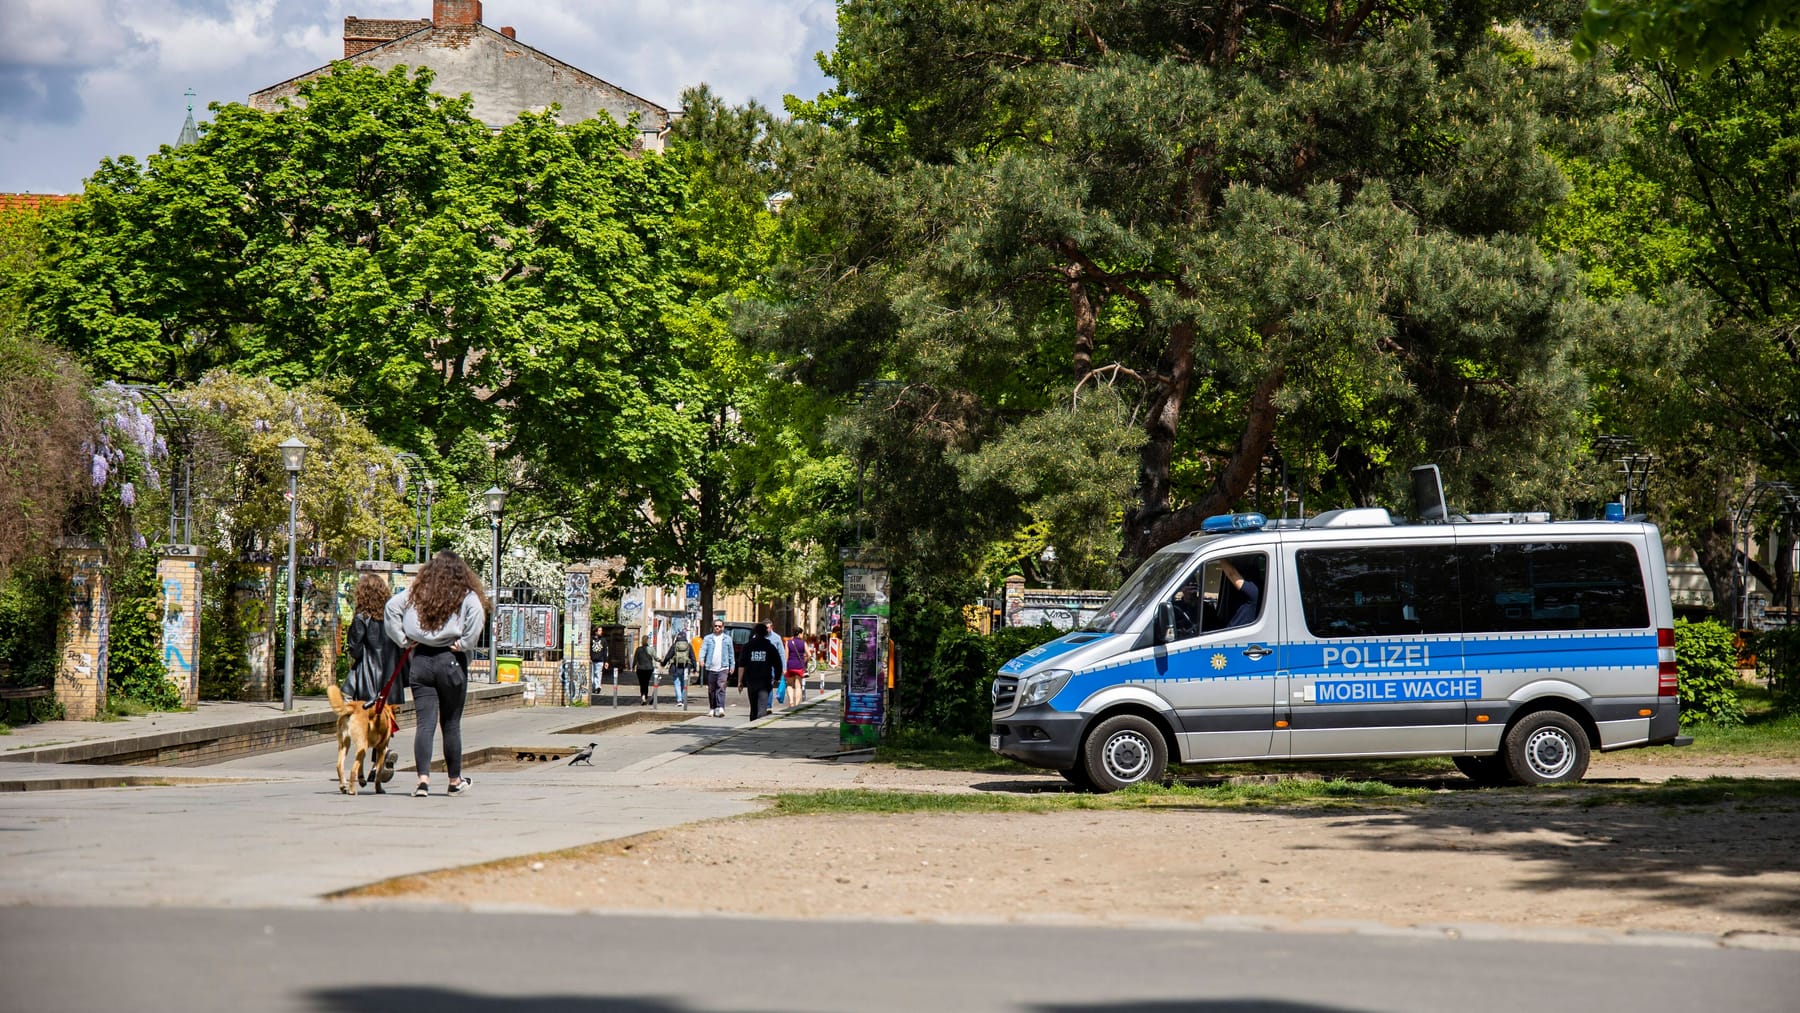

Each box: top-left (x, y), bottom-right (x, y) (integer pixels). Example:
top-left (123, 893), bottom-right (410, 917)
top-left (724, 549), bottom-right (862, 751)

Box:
top-left (500, 26), bottom-right (516, 40)
top-left (433, 0), bottom-right (482, 26)
top-left (344, 17), bottom-right (431, 58)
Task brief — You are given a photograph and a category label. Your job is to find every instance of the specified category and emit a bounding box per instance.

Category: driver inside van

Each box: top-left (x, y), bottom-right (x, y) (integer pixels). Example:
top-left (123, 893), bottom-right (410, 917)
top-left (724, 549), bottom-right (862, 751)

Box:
top-left (1218, 557), bottom-right (1262, 629)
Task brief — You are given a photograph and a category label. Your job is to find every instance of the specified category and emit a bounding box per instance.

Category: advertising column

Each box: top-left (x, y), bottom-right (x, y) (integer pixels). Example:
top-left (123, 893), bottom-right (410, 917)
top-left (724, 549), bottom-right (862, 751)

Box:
top-left (841, 559), bottom-right (890, 749)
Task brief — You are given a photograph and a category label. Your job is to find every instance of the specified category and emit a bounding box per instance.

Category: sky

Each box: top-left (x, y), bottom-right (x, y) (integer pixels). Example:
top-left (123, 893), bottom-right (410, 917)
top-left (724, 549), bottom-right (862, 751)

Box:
top-left (0, 0), bottom-right (839, 195)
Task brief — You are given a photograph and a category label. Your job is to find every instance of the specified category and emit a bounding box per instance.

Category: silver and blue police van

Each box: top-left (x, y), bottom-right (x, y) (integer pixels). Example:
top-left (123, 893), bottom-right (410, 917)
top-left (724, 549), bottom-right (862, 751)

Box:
top-left (990, 505), bottom-right (1690, 790)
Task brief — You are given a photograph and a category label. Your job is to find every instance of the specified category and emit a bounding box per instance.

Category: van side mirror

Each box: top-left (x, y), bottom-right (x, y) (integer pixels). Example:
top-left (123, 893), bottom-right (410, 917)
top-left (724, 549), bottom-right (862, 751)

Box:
top-left (1154, 602), bottom-right (1176, 645)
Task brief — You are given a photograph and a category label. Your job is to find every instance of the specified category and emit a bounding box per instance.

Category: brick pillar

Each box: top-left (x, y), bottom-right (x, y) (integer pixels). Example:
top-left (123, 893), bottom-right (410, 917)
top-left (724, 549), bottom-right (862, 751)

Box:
top-left (1003, 575), bottom-right (1026, 629)
top-left (54, 541), bottom-right (110, 720)
top-left (156, 546), bottom-right (205, 707)
top-left (433, 0), bottom-right (482, 27)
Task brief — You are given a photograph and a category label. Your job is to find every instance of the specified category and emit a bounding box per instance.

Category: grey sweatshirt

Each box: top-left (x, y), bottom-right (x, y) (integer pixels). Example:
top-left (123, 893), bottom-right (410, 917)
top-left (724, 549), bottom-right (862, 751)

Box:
top-left (384, 586), bottom-right (486, 650)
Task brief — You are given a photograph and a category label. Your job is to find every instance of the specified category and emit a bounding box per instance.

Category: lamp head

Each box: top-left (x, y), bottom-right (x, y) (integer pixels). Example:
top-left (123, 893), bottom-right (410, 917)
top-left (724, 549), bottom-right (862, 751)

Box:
top-left (278, 436), bottom-right (307, 473)
top-left (483, 485), bottom-right (507, 518)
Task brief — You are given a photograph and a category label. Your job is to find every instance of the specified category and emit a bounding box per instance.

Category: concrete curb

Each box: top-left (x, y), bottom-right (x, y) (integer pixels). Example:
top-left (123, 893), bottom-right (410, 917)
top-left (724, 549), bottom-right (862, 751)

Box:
top-left (0, 683), bottom-right (523, 768)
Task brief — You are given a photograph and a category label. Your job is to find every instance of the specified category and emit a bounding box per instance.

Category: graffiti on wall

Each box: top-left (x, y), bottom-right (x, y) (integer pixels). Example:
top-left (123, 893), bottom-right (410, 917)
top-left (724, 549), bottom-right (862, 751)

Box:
top-left (160, 577), bottom-right (194, 681)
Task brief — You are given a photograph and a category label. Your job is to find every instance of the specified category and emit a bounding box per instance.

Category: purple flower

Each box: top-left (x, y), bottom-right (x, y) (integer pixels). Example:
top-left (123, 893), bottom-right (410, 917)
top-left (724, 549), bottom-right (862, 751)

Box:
top-left (120, 482), bottom-right (136, 508)
top-left (253, 419), bottom-right (271, 434)
top-left (132, 533), bottom-right (147, 550)
top-left (153, 436), bottom-right (167, 459)
top-left (91, 454), bottom-right (109, 487)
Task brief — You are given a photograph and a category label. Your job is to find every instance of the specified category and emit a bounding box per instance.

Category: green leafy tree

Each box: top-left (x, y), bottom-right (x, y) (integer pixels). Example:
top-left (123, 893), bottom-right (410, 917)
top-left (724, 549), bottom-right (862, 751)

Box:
top-left (1574, 0), bottom-right (1800, 70)
top-left (27, 65), bottom-right (694, 559)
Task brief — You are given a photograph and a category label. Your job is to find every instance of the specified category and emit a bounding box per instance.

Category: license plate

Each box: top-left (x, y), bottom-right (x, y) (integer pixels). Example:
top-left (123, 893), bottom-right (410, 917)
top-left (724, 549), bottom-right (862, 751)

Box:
top-left (989, 733), bottom-right (1001, 750)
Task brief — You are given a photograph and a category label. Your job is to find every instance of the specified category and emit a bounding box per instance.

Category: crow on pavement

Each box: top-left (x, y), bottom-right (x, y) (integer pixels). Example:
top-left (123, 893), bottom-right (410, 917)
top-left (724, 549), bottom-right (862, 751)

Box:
top-left (568, 742), bottom-right (598, 766)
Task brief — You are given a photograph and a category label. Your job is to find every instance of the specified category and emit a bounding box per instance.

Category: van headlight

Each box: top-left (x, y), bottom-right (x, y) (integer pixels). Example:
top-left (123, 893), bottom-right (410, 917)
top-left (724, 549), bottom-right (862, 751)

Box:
top-left (1019, 669), bottom-right (1074, 707)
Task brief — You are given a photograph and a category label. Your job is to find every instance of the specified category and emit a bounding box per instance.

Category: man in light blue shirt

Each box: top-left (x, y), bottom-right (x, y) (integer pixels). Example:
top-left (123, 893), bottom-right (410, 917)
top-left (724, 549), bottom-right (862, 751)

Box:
top-left (699, 619), bottom-right (735, 717)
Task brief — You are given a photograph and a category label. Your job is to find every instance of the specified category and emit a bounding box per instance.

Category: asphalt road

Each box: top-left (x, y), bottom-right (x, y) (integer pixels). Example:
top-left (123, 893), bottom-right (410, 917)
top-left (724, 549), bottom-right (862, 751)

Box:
top-left (3, 906), bottom-right (1795, 1013)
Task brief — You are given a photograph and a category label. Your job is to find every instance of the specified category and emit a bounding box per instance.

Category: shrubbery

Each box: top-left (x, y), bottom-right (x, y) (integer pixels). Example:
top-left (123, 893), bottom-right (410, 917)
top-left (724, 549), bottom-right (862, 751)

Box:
top-left (1754, 624), bottom-right (1800, 715)
top-left (106, 552), bottom-right (182, 711)
top-left (1674, 618), bottom-right (1745, 726)
top-left (892, 608), bottom-right (1064, 739)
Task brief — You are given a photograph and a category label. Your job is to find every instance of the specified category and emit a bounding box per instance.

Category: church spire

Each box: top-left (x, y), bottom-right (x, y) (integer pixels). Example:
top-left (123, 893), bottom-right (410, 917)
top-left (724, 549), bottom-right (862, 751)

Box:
top-left (177, 89), bottom-right (199, 147)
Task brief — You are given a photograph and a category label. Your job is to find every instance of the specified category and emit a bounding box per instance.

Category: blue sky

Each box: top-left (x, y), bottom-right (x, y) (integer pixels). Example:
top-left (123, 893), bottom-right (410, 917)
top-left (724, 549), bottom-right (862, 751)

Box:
top-left (0, 0), bottom-right (838, 194)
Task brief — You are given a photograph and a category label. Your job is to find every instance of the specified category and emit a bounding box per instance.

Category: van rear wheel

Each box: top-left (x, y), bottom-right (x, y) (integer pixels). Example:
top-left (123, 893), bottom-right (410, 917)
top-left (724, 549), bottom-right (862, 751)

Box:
top-left (1503, 711), bottom-right (1590, 785)
top-left (1452, 754), bottom-right (1512, 787)
top-left (1081, 714), bottom-right (1167, 792)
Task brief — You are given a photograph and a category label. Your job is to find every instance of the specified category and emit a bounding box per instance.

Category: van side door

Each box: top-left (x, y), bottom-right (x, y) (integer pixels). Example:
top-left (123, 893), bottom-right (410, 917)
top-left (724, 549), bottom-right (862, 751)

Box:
top-left (1283, 542), bottom-right (1468, 757)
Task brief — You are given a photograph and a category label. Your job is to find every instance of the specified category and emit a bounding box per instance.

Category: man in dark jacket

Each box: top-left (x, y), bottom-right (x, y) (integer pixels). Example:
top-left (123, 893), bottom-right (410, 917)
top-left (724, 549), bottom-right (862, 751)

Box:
top-left (736, 622), bottom-right (783, 721)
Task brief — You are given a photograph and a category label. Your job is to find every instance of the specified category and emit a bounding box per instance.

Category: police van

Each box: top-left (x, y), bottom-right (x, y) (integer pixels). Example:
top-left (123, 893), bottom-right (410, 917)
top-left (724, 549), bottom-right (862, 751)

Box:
top-left (990, 501), bottom-right (1689, 790)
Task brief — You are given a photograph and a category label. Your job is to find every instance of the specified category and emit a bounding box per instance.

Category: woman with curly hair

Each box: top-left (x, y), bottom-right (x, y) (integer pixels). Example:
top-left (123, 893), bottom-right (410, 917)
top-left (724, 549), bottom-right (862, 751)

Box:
top-left (344, 572), bottom-right (400, 704)
top-left (385, 551), bottom-right (488, 798)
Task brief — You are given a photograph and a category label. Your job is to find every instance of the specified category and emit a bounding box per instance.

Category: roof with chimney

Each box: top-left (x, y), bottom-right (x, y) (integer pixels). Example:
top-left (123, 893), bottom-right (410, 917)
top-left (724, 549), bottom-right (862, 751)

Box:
top-left (249, 1), bottom-right (671, 149)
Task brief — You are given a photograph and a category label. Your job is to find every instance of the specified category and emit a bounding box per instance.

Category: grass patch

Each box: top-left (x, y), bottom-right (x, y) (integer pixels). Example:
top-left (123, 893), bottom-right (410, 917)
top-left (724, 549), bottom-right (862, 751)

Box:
top-left (1676, 683), bottom-right (1800, 759)
top-left (1572, 776), bottom-right (1800, 808)
top-left (98, 697), bottom-right (157, 721)
top-left (874, 729), bottom-right (1034, 773)
top-left (765, 779), bottom-right (1424, 817)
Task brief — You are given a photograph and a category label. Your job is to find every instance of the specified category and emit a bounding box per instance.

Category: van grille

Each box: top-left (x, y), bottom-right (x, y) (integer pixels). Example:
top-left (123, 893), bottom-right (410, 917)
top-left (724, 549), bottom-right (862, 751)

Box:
top-left (991, 675), bottom-right (1019, 716)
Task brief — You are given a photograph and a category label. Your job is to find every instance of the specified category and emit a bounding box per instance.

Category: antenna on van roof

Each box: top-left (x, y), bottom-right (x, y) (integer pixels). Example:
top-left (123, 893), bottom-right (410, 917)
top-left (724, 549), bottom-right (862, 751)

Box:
top-left (1410, 464), bottom-right (1448, 523)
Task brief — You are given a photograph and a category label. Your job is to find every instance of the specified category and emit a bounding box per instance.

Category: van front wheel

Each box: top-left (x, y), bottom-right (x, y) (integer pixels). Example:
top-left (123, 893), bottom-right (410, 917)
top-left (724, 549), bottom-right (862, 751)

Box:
top-left (1503, 711), bottom-right (1590, 785)
top-left (1082, 714), bottom-right (1167, 792)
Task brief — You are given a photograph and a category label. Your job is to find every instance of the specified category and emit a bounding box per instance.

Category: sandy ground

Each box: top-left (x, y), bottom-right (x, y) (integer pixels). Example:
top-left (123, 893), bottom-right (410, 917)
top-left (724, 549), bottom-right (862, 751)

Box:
top-left (352, 752), bottom-right (1800, 939)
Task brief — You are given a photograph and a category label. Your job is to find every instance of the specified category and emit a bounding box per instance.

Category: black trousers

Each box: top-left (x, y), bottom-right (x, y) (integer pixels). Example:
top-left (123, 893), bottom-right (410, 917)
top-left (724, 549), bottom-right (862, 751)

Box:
top-left (409, 648), bottom-right (468, 781)
top-left (746, 681), bottom-right (773, 720)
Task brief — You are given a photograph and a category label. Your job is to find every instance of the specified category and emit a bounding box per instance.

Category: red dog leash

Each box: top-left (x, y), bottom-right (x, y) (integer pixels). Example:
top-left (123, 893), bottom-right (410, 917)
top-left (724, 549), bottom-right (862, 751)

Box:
top-left (369, 644), bottom-right (414, 731)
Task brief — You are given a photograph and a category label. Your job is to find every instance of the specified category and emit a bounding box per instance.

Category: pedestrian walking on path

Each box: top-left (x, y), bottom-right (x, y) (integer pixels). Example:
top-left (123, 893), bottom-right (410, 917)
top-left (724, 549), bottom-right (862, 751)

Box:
top-left (699, 619), bottom-right (734, 717)
top-left (632, 637), bottom-right (658, 705)
top-left (345, 572), bottom-right (400, 704)
top-left (661, 632), bottom-right (693, 709)
top-left (737, 622), bottom-right (782, 721)
top-left (782, 628), bottom-right (808, 709)
top-left (385, 551), bottom-right (486, 798)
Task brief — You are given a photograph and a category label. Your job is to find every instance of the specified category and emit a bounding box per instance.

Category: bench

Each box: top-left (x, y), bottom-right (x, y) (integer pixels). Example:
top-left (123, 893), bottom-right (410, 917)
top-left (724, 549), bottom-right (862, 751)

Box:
top-left (0, 685), bottom-right (54, 724)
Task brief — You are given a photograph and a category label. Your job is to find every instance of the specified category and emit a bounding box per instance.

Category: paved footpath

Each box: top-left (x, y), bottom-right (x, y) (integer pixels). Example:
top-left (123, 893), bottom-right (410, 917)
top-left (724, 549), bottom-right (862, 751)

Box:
top-left (0, 683), bottom-right (859, 907)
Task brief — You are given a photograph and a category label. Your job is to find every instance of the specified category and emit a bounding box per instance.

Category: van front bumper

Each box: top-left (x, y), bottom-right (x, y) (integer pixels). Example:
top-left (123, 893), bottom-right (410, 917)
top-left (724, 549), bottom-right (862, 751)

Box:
top-left (991, 710), bottom-right (1085, 770)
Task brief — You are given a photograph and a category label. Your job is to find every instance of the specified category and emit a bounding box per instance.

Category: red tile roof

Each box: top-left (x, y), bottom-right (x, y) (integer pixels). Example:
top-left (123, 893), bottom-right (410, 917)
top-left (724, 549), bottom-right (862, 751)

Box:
top-left (0, 193), bottom-right (78, 214)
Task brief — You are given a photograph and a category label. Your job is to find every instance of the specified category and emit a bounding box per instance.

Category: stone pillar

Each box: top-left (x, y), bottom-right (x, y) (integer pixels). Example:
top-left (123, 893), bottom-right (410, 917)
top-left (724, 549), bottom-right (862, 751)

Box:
top-left (565, 567), bottom-right (593, 670)
top-left (298, 567), bottom-right (338, 692)
top-left (156, 545), bottom-right (205, 707)
top-left (1003, 575), bottom-right (1026, 629)
top-left (54, 541), bottom-right (110, 721)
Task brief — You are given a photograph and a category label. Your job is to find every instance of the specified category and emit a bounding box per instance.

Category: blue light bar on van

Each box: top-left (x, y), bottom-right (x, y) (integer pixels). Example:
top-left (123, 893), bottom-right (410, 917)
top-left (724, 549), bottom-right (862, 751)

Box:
top-left (1201, 512), bottom-right (1267, 533)
top-left (1604, 502), bottom-right (1625, 522)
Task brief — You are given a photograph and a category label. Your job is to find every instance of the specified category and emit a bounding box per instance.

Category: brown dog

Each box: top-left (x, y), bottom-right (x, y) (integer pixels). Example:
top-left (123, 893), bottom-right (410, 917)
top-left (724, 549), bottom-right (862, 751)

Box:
top-left (327, 684), bottom-right (399, 795)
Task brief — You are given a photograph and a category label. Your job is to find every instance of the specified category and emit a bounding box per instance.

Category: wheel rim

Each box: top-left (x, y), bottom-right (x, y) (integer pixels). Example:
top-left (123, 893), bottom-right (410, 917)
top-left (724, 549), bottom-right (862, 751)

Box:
top-left (1523, 726), bottom-right (1577, 779)
top-left (1102, 729), bottom-right (1154, 783)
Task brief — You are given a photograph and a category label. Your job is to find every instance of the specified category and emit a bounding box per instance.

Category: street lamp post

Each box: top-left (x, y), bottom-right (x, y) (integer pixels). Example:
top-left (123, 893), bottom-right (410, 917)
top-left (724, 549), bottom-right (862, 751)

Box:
top-left (278, 436), bottom-right (308, 712)
top-left (483, 486), bottom-right (507, 681)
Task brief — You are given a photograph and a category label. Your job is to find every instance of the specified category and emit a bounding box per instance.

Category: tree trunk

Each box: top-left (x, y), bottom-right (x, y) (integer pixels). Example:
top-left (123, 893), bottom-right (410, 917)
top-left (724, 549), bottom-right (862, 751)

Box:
top-left (1693, 515), bottom-right (1738, 624)
top-left (1124, 361), bottom-right (1284, 560)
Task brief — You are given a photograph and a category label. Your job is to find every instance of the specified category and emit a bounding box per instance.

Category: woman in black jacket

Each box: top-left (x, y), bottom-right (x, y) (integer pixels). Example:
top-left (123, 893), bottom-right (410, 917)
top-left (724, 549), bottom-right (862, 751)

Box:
top-left (345, 572), bottom-right (399, 703)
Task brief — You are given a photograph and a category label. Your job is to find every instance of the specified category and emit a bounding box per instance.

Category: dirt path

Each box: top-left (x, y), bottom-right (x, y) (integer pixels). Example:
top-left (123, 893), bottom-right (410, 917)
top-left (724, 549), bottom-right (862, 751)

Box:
top-left (352, 755), bottom-right (1800, 940)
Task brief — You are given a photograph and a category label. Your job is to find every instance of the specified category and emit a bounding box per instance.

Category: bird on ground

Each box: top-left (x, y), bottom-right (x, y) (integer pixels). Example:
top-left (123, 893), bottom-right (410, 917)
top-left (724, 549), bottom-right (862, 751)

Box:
top-left (568, 742), bottom-right (598, 766)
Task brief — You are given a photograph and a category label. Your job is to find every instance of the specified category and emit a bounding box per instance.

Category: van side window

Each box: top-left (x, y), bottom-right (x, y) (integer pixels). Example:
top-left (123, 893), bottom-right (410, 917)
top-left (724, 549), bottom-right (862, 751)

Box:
top-left (1295, 546), bottom-right (1460, 638)
top-left (1460, 541), bottom-right (1648, 632)
top-left (1169, 553), bottom-right (1267, 641)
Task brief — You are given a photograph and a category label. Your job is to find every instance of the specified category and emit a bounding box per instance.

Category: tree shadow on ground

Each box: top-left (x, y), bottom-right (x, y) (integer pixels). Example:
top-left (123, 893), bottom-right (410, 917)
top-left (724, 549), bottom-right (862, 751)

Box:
top-left (976, 775), bottom-right (1800, 931)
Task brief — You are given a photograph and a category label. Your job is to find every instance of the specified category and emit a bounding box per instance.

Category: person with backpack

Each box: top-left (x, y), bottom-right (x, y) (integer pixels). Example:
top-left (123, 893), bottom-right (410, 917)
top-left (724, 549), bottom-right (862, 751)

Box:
top-left (660, 629), bottom-right (694, 710)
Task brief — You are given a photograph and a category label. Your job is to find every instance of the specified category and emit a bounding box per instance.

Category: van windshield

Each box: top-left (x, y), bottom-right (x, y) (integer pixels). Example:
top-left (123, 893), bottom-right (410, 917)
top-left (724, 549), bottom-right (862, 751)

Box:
top-left (1078, 548), bottom-right (1194, 634)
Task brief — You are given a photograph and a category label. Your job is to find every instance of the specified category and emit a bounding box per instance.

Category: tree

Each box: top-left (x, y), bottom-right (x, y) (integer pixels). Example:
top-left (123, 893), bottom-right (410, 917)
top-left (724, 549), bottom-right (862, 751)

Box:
top-left (27, 65), bottom-right (694, 557)
top-left (1574, 0), bottom-right (1800, 70)
top-left (774, 1), bottom-right (1649, 570)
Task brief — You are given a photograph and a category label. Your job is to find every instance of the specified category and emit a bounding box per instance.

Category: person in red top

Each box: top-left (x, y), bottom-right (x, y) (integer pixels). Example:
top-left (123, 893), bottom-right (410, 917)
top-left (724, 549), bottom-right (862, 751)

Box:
top-left (782, 629), bottom-right (808, 709)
